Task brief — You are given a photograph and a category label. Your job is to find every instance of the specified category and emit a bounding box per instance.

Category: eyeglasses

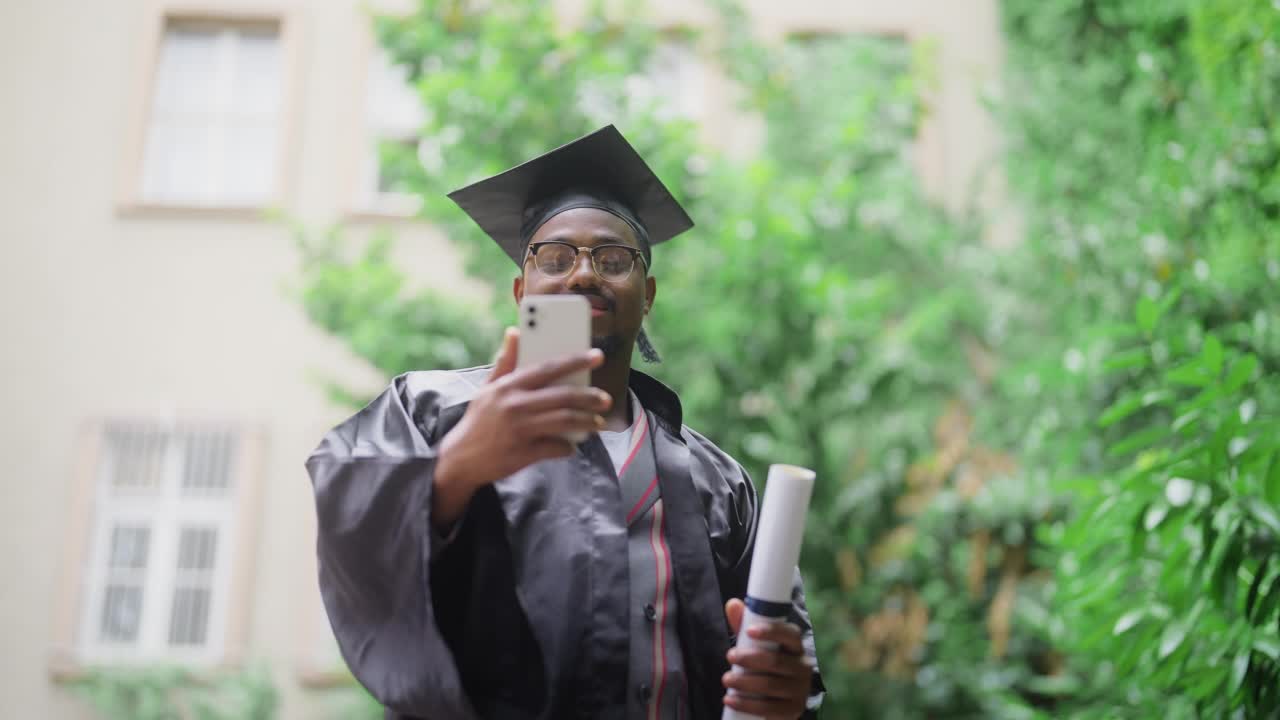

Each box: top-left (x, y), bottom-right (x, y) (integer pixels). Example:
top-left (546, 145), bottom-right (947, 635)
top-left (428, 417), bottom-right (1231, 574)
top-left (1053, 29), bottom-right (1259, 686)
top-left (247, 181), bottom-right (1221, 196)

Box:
top-left (526, 241), bottom-right (648, 282)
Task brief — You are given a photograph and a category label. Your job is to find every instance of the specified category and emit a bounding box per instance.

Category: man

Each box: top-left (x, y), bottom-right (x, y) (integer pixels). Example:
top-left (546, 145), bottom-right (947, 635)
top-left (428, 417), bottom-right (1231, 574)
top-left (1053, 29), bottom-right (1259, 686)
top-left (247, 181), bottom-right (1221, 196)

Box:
top-left (307, 125), bottom-right (824, 719)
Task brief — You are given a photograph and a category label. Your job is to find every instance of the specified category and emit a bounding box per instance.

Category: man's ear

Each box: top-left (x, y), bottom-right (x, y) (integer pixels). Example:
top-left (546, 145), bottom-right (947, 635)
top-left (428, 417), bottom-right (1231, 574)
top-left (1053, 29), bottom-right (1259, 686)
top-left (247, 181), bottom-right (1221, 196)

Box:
top-left (513, 274), bottom-right (524, 304)
top-left (644, 275), bottom-right (657, 315)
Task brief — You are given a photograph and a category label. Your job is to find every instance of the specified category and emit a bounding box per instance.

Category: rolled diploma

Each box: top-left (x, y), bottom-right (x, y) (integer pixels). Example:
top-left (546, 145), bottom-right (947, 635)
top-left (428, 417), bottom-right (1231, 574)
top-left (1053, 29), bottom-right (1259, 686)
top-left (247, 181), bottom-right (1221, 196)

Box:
top-left (723, 464), bottom-right (816, 720)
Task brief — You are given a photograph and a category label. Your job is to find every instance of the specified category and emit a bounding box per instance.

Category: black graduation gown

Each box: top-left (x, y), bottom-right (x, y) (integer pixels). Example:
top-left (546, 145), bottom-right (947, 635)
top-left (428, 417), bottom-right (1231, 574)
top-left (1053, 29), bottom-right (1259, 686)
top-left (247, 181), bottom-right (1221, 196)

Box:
top-left (306, 367), bottom-right (824, 719)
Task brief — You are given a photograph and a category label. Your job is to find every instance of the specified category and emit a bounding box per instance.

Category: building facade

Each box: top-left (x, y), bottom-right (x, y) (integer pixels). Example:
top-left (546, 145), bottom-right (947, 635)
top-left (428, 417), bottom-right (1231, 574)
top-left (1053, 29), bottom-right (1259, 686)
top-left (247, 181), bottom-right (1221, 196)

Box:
top-left (0, 0), bottom-right (1002, 717)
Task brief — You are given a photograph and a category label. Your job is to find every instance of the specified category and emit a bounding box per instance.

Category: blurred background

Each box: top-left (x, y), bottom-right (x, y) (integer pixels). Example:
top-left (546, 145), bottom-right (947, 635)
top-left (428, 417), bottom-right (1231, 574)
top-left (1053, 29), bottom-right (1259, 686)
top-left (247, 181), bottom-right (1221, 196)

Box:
top-left (2, 0), bottom-right (1278, 718)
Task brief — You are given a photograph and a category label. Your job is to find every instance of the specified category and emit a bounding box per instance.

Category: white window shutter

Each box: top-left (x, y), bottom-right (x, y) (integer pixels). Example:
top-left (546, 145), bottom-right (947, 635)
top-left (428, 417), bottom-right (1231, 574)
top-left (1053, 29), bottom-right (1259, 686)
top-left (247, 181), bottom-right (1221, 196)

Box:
top-left (168, 526), bottom-right (219, 646)
top-left (96, 525), bottom-right (152, 644)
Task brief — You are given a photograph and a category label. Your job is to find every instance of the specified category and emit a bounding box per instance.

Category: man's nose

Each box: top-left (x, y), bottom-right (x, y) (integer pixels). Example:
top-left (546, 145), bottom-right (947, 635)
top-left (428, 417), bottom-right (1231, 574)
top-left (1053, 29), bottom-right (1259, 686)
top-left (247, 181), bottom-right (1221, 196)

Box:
top-left (564, 249), bottom-right (599, 289)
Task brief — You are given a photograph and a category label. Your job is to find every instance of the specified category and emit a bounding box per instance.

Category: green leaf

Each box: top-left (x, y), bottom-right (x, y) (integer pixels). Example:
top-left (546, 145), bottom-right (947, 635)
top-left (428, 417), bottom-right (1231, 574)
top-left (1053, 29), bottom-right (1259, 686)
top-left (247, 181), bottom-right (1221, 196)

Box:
top-left (1137, 295), bottom-right (1159, 334)
top-left (1178, 385), bottom-right (1224, 416)
top-left (1212, 533), bottom-right (1245, 610)
top-left (1145, 503), bottom-right (1171, 531)
top-left (1189, 666), bottom-right (1226, 701)
top-left (1266, 451), bottom-right (1280, 506)
top-left (1243, 498), bottom-right (1280, 538)
top-left (1114, 609), bottom-right (1145, 635)
top-left (1103, 347), bottom-right (1150, 373)
top-left (1132, 504), bottom-right (1150, 556)
top-left (1142, 389), bottom-right (1172, 407)
top-left (1230, 649), bottom-right (1250, 696)
top-left (1196, 511), bottom-right (1221, 582)
top-left (1171, 408), bottom-right (1202, 433)
top-left (1202, 334), bottom-right (1224, 376)
top-left (1246, 556), bottom-right (1273, 621)
top-left (1145, 443), bottom-right (1206, 475)
top-left (1157, 286), bottom-right (1183, 316)
top-left (1109, 424), bottom-right (1171, 458)
top-left (1166, 360), bottom-right (1213, 387)
top-left (1099, 393), bottom-right (1146, 428)
top-left (1255, 637), bottom-right (1280, 662)
top-left (1256, 577), bottom-right (1280, 628)
top-left (1159, 617), bottom-right (1191, 660)
top-left (1087, 321), bottom-right (1142, 340)
top-left (1210, 421), bottom-right (1241, 470)
top-left (1223, 354), bottom-right (1258, 393)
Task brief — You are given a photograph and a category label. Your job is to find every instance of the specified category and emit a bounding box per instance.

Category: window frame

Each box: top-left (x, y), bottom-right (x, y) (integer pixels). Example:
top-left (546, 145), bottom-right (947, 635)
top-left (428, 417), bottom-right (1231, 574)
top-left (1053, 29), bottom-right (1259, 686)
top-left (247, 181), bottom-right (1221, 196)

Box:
top-left (345, 27), bottom-right (427, 220)
top-left (117, 2), bottom-right (303, 217)
top-left (49, 419), bottom-right (266, 679)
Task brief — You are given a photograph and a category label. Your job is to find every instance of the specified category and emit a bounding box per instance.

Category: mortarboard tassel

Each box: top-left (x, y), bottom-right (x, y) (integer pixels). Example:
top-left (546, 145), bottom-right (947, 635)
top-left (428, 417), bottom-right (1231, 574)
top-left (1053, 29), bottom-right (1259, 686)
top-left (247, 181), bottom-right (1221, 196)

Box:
top-left (637, 326), bottom-right (662, 364)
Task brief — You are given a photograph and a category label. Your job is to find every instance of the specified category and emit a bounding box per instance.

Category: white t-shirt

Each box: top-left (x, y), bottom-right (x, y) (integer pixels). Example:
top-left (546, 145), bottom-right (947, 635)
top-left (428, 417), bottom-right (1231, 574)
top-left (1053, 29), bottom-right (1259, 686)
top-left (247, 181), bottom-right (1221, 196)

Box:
top-left (598, 390), bottom-right (642, 476)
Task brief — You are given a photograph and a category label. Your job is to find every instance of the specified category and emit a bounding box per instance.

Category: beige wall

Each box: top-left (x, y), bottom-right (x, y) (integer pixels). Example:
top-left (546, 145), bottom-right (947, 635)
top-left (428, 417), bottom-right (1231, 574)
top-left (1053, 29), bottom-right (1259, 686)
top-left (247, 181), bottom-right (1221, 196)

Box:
top-left (0, 0), bottom-right (1002, 718)
top-left (0, 1), bottom-right (469, 717)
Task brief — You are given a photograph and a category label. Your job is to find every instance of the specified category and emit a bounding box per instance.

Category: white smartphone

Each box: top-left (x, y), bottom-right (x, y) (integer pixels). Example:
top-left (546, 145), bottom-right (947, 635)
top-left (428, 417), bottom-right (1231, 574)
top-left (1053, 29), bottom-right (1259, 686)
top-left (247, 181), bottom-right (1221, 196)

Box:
top-left (516, 294), bottom-right (592, 443)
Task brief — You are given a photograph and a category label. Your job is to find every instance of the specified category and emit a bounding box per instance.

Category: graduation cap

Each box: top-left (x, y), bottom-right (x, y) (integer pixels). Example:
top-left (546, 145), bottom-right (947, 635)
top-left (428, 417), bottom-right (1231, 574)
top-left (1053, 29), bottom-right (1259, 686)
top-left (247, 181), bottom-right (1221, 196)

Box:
top-left (447, 125), bottom-right (694, 267)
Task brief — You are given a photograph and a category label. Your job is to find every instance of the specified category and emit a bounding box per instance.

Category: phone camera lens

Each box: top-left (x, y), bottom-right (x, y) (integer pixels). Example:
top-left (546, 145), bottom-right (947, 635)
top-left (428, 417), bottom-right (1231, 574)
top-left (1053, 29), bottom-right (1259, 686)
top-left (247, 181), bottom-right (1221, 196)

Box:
top-left (528, 305), bottom-right (536, 313)
top-left (528, 320), bottom-right (537, 328)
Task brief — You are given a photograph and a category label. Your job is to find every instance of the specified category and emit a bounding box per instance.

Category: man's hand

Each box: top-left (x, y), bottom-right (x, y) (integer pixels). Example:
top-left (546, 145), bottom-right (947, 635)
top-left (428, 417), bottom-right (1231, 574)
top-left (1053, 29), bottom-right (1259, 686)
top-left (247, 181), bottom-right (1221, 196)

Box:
top-left (722, 598), bottom-right (812, 720)
top-left (432, 328), bottom-right (610, 527)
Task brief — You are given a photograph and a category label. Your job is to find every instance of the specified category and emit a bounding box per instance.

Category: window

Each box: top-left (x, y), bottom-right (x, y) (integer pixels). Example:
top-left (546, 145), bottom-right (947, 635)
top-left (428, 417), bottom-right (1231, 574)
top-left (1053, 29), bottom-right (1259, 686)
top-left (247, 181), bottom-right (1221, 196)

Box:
top-left (359, 50), bottom-right (425, 216)
top-left (76, 421), bottom-right (243, 664)
top-left (625, 37), bottom-right (708, 122)
top-left (650, 40), bottom-right (708, 121)
top-left (139, 19), bottom-right (283, 207)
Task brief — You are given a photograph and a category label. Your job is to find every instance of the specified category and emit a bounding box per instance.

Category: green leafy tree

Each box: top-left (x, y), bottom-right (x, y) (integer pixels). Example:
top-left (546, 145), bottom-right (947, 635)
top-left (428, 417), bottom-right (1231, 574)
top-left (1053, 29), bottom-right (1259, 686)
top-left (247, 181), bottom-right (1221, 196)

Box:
top-left (990, 0), bottom-right (1280, 715)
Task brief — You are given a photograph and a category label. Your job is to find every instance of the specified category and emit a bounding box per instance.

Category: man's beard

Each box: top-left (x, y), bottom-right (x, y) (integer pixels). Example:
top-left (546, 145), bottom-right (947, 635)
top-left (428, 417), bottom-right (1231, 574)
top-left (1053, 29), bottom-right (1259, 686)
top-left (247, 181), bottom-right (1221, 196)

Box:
top-left (592, 334), bottom-right (624, 358)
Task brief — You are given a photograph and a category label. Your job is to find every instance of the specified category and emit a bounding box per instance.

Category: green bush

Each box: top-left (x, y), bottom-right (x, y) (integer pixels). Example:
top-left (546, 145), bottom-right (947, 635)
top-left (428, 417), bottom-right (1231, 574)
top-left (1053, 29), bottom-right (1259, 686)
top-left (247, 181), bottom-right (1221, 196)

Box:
top-left (67, 665), bottom-right (277, 720)
top-left (990, 0), bottom-right (1280, 716)
top-left (1041, 291), bottom-right (1280, 716)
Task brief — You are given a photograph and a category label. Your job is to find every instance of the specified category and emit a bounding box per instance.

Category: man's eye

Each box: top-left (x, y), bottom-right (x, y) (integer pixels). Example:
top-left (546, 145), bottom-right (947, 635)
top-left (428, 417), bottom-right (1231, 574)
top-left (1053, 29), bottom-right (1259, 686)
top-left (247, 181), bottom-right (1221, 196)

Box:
top-left (598, 251), bottom-right (628, 267)
top-left (538, 247), bottom-right (574, 270)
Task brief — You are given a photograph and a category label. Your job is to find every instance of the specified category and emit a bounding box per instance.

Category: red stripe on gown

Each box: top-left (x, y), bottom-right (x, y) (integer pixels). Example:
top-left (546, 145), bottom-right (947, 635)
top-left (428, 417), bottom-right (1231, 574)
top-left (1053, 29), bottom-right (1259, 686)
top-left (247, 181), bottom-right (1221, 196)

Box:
top-left (647, 499), bottom-right (673, 719)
